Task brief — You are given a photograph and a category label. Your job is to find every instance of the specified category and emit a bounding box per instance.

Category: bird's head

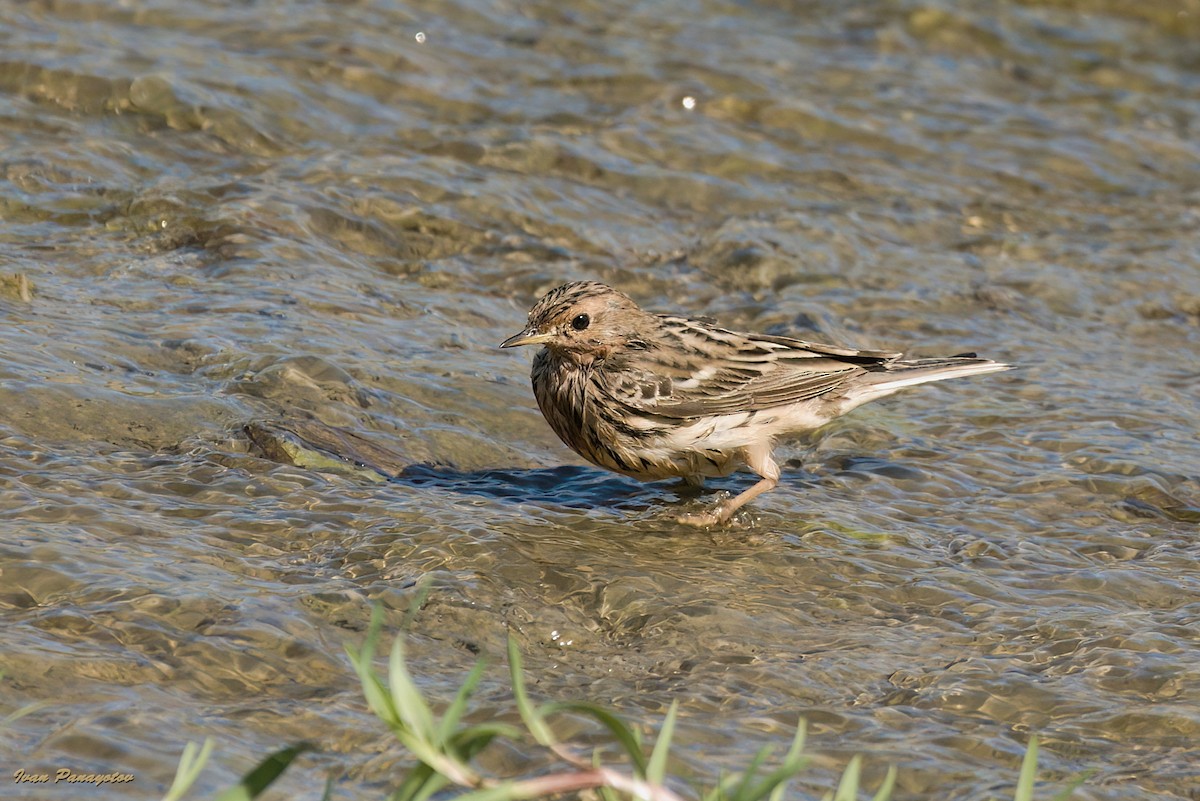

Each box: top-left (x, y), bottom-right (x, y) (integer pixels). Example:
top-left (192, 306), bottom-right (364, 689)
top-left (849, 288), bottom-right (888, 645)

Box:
top-left (501, 281), bottom-right (646, 360)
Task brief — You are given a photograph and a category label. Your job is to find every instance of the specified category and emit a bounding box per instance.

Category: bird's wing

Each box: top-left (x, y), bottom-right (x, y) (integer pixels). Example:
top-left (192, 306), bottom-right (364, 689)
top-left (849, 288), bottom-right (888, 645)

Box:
top-left (598, 316), bottom-right (900, 419)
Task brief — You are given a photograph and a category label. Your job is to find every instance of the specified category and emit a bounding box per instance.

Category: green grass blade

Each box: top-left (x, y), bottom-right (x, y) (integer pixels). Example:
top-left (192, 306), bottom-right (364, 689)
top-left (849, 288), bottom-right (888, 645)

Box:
top-left (507, 634), bottom-right (555, 746)
top-left (731, 753), bottom-right (814, 801)
top-left (357, 605), bottom-right (385, 665)
top-left (389, 636), bottom-right (436, 738)
top-left (542, 701), bottom-right (648, 775)
top-left (390, 762), bottom-right (434, 801)
top-left (591, 746), bottom-right (622, 801)
top-left (646, 700), bottom-right (679, 787)
top-left (352, 660), bottom-right (400, 728)
top-left (767, 720), bottom-right (808, 801)
top-left (1015, 736), bottom-right (1039, 801)
top-left (702, 769), bottom-right (739, 801)
top-left (705, 776), bottom-right (726, 801)
top-left (832, 755), bottom-right (862, 801)
top-left (437, 657), bottom-right (488, 746)
top-left (162, 739), bottom-right (215, 801)
top-left (389, 725), bottom-right (465, 779)
top-left (727, 746), bottom-right (773, 801)
top-left (870, 765), bottom-right (897, 801)
top-left (213, 742), bottom-right (313, 801)
top-left (1048, 769), bottom-right (1092, 801)
top-left (408, 772), bottom-right (454, 801)
top-left (451, 723), bottom-right (521, 761)
top-left (389, 762), bottom-right (444, 801)
top-left (346, 607), bottom-right (401, 727)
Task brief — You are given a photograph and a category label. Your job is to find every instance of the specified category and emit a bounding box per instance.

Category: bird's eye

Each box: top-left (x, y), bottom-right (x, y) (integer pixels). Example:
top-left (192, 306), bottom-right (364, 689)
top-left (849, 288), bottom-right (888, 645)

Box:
top-left (570, 313), bottom-right (590, 331)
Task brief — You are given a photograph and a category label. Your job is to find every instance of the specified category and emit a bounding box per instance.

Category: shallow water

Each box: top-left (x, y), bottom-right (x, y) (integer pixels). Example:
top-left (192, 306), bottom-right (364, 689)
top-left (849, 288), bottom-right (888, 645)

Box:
top-left (2, 0), bottom-right (1198, 799)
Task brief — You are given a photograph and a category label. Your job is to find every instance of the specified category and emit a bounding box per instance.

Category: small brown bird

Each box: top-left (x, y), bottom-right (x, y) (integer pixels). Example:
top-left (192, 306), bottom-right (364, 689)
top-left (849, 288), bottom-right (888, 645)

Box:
top-left (501, 281), bottom-right (1009, 526)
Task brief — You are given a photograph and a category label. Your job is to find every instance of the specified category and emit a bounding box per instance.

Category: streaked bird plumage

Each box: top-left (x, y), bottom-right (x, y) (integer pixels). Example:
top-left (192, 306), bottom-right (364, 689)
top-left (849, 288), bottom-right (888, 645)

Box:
top-left (501, 281), bottom-right (1009, 526)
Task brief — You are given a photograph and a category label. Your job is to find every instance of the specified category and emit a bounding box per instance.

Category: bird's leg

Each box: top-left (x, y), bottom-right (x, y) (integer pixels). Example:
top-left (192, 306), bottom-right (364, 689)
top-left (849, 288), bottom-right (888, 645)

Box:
top-left (677, 441), bottom-right (780, 527)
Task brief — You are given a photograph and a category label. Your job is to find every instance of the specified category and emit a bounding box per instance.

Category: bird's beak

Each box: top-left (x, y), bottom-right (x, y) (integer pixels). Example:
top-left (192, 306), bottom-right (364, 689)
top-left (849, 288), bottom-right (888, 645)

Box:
top-left (500, 328), bottom-right (554, 348)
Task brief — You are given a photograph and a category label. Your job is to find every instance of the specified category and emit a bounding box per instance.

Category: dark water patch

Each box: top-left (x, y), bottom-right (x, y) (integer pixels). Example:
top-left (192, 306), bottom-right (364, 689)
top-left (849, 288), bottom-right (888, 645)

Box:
top-left (398, 463), bottom-right (647, 509)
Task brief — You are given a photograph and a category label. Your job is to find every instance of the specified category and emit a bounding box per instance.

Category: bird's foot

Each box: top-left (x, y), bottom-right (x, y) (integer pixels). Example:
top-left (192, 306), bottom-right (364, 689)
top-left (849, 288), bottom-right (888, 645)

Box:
top-left (676, 508), bottom-right (727, 527)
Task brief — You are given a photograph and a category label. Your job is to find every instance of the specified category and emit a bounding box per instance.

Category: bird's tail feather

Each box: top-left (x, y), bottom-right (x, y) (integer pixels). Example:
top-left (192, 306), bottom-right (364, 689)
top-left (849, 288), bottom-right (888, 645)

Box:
top-left (843, 357), bottom-right (1010, 408)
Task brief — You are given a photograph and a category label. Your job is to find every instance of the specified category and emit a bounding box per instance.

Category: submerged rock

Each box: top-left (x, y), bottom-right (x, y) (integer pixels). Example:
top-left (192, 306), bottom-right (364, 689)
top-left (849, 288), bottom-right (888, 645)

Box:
top-left (243, 419), bottom-right (407, 482)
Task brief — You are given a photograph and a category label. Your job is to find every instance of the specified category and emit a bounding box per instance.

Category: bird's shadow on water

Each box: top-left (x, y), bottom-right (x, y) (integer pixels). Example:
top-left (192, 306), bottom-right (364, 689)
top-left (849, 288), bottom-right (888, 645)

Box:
top-left (393, 463), bottom-right (824, 516)
top-left (242, 419), bottom-right (819, 517)
top-left (394, 463), bottom-right (686, 511)
top-left (242, 419), bottom-right (676, 513)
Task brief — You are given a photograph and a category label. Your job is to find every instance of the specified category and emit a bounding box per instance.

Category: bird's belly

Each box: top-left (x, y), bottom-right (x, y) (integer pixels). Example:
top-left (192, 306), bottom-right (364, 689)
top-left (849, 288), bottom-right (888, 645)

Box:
top-left (593, 412), bottom-right (771, 482)
top-left (540, 397), bottom-right (748, 482)
top-left (576, 436), bottom-right (742, 482)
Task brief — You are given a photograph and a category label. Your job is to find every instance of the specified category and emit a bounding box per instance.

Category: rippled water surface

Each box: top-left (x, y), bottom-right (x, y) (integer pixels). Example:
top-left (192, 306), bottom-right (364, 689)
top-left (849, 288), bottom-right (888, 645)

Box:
top-left (2, 0), bottom-right (1198, 799)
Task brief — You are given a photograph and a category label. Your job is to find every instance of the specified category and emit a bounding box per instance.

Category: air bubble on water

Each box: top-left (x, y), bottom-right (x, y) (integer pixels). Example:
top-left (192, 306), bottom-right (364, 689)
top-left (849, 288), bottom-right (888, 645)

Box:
top-left (415, 31), bottom-right (426, 43)
top-left (682, 96), bottom-right (696, 110)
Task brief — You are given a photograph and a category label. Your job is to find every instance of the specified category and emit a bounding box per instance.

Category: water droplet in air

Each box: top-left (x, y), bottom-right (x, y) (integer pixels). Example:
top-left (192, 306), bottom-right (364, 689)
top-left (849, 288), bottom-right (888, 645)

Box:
top-left (682, 96), bottom-right (696, 110)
